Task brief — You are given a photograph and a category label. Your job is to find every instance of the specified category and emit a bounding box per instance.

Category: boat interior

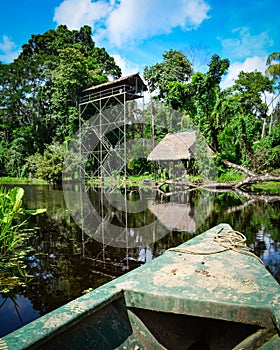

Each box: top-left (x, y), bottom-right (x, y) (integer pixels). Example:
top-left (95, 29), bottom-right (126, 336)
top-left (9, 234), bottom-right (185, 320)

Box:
top-left (38, 293), bottom-right (276, 350)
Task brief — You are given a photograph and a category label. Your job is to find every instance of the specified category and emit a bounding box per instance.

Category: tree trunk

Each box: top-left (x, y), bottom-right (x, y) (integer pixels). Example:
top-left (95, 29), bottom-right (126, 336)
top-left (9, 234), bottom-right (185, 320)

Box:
top-left (235, 174), bottom-right (280, 189)
top-left (223, 159), bottom-right (280, 190)
top-left (223, 160), bottom-right (255, 176)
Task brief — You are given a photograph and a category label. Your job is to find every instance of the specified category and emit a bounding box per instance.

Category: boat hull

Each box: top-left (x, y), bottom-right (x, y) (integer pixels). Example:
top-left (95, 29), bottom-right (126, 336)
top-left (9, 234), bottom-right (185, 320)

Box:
top-left (1, 223), bottom-right (280, 349)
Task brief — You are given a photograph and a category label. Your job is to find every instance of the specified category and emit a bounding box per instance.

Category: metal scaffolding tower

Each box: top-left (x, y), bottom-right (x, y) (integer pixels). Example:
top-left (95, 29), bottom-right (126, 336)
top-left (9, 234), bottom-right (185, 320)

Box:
top-left (76, 74), bottom-right (148, 267)
top-left (78, 73), bottom-right (147, 182)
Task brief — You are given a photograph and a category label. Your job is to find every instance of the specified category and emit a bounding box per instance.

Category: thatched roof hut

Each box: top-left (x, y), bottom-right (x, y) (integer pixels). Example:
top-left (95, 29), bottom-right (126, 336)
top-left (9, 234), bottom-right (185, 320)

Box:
top-left (147, 131), bottom-right (204, 161)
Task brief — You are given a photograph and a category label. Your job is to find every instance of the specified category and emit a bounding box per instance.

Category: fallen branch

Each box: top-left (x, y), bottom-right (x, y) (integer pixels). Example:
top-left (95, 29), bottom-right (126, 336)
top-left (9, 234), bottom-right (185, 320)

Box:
top-left (223, 160), bottom-right (256, 176)
top-left (223, 159), bottom-right (280, 190)
top-left (234, 174), bottom-right (280, 190)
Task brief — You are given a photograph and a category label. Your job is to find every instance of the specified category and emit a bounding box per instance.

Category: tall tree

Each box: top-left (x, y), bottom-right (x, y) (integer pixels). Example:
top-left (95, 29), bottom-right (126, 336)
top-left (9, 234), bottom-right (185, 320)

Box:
top-left (265, 52), bottom-right (280, 134)
top-left (232, 71), bottom-right (273, 114)
top-left (167, 54), bottom-right (230, 150)
top-left (215, 71), bottom-right (274, 166)
top-left (143, 49), bottom-right (193, 100)
top-left (0, 25), bottom-right (121, 177)
top-left (231, 71), bottom-right (274, 138)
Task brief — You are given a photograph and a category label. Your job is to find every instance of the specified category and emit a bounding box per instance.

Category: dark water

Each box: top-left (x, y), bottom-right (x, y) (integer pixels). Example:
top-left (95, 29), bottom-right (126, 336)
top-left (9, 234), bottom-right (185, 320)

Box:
top-left (0, 184), bottom-right (279, 337)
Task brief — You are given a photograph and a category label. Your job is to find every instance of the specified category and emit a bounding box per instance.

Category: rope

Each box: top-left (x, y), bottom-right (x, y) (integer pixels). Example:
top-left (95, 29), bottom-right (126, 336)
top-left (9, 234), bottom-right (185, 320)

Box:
top-left (168, 227), bottom-right (264, 265)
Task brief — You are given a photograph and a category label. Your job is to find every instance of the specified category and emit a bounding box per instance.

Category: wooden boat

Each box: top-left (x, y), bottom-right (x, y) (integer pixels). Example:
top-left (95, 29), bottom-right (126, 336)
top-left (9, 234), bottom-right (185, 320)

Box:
top-left (1, 223), bottom-right (280, 349)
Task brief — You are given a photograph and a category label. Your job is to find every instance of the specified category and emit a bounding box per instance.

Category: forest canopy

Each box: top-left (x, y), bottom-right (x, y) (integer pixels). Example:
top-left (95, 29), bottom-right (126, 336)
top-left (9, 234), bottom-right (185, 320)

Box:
top-left (144, 51), bottom-right (280, 175)
top-left (0, 25), bottom-right (279, 182)
top-left (0, 25), bottom-right (121, 177)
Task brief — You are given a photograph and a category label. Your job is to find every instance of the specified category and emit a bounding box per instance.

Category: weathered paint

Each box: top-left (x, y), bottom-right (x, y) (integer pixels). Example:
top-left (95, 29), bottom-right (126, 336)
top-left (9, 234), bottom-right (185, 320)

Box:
top-left (1, 223), bottom-right (280, 349)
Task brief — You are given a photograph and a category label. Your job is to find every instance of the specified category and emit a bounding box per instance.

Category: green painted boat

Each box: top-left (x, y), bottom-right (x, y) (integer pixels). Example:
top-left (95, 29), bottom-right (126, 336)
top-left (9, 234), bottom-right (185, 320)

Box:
top-left (1, 223), bottom-right (280, 349)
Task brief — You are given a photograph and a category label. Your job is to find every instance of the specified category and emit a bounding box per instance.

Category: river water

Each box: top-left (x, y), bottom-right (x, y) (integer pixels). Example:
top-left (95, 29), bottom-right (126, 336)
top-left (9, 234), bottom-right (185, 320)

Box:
top-left (0, 183), bottom-right (279, 337)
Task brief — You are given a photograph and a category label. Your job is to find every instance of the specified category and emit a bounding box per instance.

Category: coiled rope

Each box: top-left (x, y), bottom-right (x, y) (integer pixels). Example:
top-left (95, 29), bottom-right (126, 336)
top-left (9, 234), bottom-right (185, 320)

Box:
top-left (168, 227), bottom-right (264, 265)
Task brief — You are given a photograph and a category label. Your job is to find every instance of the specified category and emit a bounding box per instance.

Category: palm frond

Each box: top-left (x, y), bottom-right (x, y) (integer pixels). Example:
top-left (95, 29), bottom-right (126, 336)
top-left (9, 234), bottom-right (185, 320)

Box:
top-left (265, 64), bottom-right (280, 78)
top-left (266, 52), bottom-right (280, 65)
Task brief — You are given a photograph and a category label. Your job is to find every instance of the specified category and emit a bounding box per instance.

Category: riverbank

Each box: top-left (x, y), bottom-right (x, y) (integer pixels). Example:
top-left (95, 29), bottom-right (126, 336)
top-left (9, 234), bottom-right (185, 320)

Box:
top-left (1, 175), bottom-right (280, 194)
top-left (0, 177), bottom-right (47, 185)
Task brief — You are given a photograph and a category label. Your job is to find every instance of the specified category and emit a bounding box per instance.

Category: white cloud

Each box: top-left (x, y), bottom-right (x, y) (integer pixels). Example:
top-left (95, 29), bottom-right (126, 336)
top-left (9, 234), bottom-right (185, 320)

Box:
top-left (105, 0), bottom-right (210, 47)
top-left (221, 56), bottom-right (267, 90)
top-left (110, 53), bottom-right (151, 102)
top-left (219, 27), bottom-right (273, 60)
top-left (54, 0), bottom-right (111, 30)
top-left (0, 35), bottom-right (19, 63)
top-left (111, 53), bottom-right (141, 77)
top-left (54, 0), bottom-right (211, 47)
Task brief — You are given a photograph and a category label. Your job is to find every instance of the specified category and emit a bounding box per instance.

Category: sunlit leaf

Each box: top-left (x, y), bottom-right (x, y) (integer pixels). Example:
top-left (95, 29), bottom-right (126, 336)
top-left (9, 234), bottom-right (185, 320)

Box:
top-left (24, 208), bottom-right (47, 215)
top-left (10, 187), bottom-right (24, 213)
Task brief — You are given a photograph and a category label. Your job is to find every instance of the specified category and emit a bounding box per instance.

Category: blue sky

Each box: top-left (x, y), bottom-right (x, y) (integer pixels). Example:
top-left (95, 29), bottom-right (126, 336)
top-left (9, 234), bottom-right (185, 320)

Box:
top-left (0, 0), bottom-right (279, 88)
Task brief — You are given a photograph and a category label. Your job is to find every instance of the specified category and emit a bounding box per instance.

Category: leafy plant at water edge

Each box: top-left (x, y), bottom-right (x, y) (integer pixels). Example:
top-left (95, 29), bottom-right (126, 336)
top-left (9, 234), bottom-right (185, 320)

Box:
top-left (0, 186), bottom-right (46, 293)
top-left (0, 186), bottom-right (46, 256)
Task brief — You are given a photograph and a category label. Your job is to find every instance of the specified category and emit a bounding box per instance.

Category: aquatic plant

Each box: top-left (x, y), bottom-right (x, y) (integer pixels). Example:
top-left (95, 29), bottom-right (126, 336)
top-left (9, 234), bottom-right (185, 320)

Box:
top-left (0, 186), bottom-right (46, 293)
top-left (0, 186), bottom-right (46, 257)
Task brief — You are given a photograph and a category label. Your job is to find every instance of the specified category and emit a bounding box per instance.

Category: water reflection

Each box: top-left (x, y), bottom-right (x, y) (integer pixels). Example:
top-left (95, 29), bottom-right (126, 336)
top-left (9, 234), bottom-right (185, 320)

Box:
top-left (148, 189), bottom-right (214, 233)
top-left (0, 184), bottom-right (279, 337)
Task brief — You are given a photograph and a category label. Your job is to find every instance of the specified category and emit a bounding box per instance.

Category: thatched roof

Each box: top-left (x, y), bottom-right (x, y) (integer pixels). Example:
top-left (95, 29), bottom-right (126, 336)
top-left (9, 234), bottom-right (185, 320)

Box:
top-left (147, 131), bottom-right (198, 161)
top-left (83, 73), bottom-right (147, 93)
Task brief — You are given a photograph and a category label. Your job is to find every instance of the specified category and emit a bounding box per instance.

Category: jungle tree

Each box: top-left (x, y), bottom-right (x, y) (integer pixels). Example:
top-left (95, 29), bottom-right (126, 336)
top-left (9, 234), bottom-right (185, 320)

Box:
top-left (0, 25), bottom-right (121, 176)
top-left (167, 54), bottom-right (230, 150)
top-left (216, 70), bottom-right (274, 166)
top-left (143, 49), bottom-right (193, 100)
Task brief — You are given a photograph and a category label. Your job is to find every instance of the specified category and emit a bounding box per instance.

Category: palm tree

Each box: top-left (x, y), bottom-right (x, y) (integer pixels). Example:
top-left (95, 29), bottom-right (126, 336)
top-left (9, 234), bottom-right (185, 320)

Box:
top-left (266, 52), bottom-right (280, 134)
top-left (266, 52), bottom-right (280, 80)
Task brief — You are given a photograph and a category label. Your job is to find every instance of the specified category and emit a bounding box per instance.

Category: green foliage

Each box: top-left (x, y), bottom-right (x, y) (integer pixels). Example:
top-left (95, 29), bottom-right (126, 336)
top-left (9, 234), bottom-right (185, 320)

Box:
top-left (127, 138), bottom-right (153, 175)
top-left (143, 49), bottom-right (193, 100)
top-left (251, 123), bottom-right (280, 172)
top-left (0, 177), bottom-right (46, 184)
top-left (231, 71), bottom-right (273, 119)
top-left (0, 186), bottom-right (46, 293)
top-left (144, 52), bottom-right (279, 175)
top-left (1, 29), bottom-right (279, 180)
top-left (218, 114), bottom-right (262, 164)
top-left (27, 140), bottom-right (84, 184)
top-left (217, 169), bottom-right (244, 182)
top-left (26, 143), bottom-right (66, 184)
top-left (266, 52), bottom-right (280, 81)
top-left (251, 182), bottom-right (280, 194)
top-left (193, 133), bottom-right (216, 181)
top-left (0, 25), bottom-right (121, 177)
top-left (167, 55), bottom-right (229, 149)
top-left (0, 186), bottom-right (46, 257)
top-left (0, 187), bottom-right (26, 257)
